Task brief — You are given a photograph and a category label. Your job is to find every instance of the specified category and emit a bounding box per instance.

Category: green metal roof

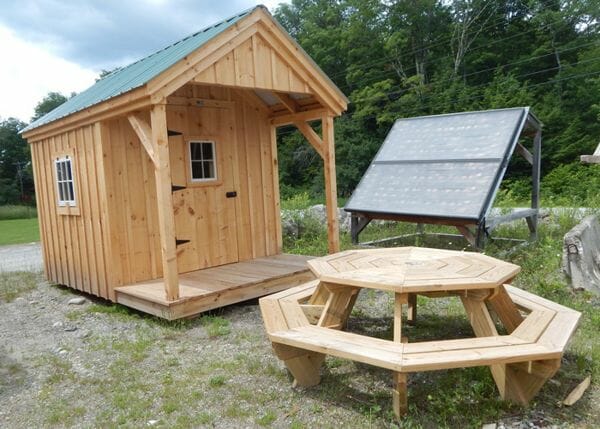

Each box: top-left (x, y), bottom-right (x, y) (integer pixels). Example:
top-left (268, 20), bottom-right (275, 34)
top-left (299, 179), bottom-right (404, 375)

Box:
top-left (23, 6), bottom-right (256, 133)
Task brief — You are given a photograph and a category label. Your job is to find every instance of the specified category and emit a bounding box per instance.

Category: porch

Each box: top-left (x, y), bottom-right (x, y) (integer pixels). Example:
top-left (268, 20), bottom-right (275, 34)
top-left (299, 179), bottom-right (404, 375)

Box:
top-left (114, 254), bottom-right (315, 320)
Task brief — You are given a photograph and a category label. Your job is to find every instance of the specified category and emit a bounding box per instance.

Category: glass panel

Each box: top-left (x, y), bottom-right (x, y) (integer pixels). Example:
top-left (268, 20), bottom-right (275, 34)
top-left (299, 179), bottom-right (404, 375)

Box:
top-left (61, 162), bottom-right (67, 182)
top-left (58, 180), bottom-right (65, 202)
top-left (202, 142), bottom-right (213, 160)
top-left (191, 161), bottom-right (203, 179)
top-left (67, 182), bottom-right (75, 202)
top-left (190, 142), bottom-right (202, 161)
top-left (203, 161), bottom-right (214, 179)
top-left (65, 160), bottom-right (72, 180)
top-left (56, 161), bottom-right (62, 181)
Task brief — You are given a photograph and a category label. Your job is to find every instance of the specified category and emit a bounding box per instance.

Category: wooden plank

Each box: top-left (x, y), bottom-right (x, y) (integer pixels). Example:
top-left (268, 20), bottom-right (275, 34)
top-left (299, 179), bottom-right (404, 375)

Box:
top-left (486, 284), bottom-right (524, 333)
top-left (394, 293), bottom-right (407, 342)
top-left (274, 92), bottom-right (300, 113)
top-left (270, 326), bottom-right (405, 372)
top-left (77, 126), bottom-right (95, 293)
top-left (401, 343), bottom-right (559, 372)
top-left (95, 122), bottom-right (120, 297)
top-left (407, 293), bottom-right (417, 325)
top-left (29, 144), bottom-right (52, 279)
top-left (294, 121), bottom-right (324, 158)
top-left (127, 113), bottom-right (158, 166)
top-left (258, 118), bottom-right (277, 256)
top-left (85, 124), bottom-right (108, 295)
top-left (233, 38), bottom-right (255, 87)
top-left (151, 103), bottom-right (180, 301)
top-left (537, 311), bottom-right (581, 351)
top-left (505, 284), bottom-right (578, 313)
top-left (322, 114), bottom-right (340, 253)
top-left (317, 285), bottom-right (359, 329)
top-left (270, 108), bottom-right (328, 127)
top-left (511, 310), bottom-right (556, 342)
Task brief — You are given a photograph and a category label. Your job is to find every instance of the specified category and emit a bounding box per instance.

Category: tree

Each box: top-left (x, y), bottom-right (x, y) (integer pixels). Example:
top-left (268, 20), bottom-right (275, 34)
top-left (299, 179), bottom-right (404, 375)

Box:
top-left (31, 91), bottom-right (69, 122)
top-left (0, 118), bottom-right (33, 204)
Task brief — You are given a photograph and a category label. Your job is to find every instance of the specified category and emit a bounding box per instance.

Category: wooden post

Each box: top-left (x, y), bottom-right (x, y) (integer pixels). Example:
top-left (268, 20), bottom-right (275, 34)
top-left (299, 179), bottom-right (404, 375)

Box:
top-left (151, 103), bottom-right (179, 301)
top-left (393, 293), bottom-right (408, 416)
top-left (322, 114), bottom-right (340, 253)
top-left (529, 129), bottom-right (541, 241)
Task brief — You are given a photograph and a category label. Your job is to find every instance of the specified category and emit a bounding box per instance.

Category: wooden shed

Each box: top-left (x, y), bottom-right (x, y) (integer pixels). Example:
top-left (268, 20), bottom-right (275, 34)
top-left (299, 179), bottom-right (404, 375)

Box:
top-left (22, 6), bottom-right (348, 319)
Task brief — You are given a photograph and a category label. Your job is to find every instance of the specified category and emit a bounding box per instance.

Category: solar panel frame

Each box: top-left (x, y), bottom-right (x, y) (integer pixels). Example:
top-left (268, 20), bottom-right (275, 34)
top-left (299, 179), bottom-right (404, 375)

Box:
top-left (344, 107), bottom-right (532, 224)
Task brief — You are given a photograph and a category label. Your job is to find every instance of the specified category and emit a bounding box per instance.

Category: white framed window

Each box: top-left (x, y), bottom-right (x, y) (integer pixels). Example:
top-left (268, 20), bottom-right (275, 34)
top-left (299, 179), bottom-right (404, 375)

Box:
top-left (55, 156), bottom-right (76, 207)
top-left (189, 140), bottom-right (217, 182)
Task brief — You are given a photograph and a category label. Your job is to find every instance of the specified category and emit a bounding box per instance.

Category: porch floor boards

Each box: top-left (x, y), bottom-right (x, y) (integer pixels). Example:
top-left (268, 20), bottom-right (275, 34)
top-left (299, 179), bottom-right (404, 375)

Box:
top-left (114, 254), bottom-right (315, 319)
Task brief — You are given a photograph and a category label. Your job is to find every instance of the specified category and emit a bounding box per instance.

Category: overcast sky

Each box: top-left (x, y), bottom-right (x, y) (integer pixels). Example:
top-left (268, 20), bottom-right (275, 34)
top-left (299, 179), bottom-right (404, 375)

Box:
top-left (0, 0), bottom-right (286, 123)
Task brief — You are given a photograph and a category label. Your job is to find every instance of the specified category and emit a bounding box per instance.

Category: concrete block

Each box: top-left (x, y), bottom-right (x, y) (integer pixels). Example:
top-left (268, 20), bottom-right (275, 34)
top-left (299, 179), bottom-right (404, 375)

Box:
top-left (562, 215), bottom-right (600, 294)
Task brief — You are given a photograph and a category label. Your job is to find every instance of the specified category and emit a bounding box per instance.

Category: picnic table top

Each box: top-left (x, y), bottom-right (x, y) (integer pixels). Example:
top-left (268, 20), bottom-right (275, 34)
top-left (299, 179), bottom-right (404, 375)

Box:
top-left (307, 247), bottom-right (520, 293)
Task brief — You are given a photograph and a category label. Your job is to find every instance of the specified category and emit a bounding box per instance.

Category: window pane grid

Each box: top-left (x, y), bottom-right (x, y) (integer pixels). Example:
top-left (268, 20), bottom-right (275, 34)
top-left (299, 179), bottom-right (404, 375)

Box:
top-left (189, 141), bottom-right (217, 181)
top-left (55, 158), bottom-right (76, 207)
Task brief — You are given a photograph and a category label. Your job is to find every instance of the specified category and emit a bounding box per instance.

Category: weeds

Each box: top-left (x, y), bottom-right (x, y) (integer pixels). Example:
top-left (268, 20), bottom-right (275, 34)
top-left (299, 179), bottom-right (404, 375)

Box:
top-left (0, 271), bottom-right (40, 302)
top-left (0, 205), bottom-right (37, 220)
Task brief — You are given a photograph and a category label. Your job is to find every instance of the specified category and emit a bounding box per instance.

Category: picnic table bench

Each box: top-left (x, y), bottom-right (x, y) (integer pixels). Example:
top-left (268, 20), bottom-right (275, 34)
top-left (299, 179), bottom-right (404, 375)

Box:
top-left (259, 247), bottom-right (581, 417)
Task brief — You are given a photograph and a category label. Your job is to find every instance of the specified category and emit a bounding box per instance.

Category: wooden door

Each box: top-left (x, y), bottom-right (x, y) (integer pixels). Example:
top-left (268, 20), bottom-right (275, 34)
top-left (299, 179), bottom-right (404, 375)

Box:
top-left (168, 103), bottom-right (239, 273)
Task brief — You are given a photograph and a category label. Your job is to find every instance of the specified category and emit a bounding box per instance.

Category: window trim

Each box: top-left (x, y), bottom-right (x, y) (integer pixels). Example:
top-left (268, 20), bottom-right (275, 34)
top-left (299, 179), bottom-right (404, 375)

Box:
top-left (53, 151), bottom-right (80, 216)
top-left (55, 157), bottom-right (77, 207)
top-left (187, 139), bottom-right (219, 184)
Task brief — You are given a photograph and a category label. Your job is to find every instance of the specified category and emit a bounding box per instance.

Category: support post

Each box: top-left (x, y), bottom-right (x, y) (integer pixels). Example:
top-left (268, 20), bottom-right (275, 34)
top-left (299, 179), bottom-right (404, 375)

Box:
top-left (350, 215), bottom-right (371, 245)
top-left (322, 114), bottom-right (340, 253)
top-left (529, 129), bottom-right (542, 241)
top-left (151, 103), bottom-right (180, 301)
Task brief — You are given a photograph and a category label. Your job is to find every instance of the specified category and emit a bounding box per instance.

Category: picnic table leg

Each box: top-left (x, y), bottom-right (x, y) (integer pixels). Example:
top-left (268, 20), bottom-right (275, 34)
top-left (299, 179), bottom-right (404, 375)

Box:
top-left (407, 293), bottom-right (417, 325)
top-left (393, 293), bottom-right (409, 416)
top-left (272, 343), bottom-right (324, 387)
top-left (317, 283), bottom-right (360, 330)
top-left (486, 284), bottom-right (523, 333)
top-left (461, 292), bottom-right (551, 405)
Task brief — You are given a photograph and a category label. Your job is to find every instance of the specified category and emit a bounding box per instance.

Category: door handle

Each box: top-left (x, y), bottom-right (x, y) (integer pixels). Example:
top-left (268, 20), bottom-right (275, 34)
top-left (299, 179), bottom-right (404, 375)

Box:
top-left (226, 191), bottom-right (237, 198)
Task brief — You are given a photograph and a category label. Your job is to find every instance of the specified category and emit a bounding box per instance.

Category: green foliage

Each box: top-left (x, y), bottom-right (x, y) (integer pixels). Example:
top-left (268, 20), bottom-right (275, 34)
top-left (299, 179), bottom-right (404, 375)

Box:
top-left (31, 91), bottom-right (68, 122)
top-left (273, 0), bottom-right (600, 200)
top-left (201, 316), bottom-right (231, 338)
top-left (0, 205), bottom-right (37, 220)
top-left (0, 118), bottom-right (33, 204)
top-left (541, 163), bottom-right (600, 205)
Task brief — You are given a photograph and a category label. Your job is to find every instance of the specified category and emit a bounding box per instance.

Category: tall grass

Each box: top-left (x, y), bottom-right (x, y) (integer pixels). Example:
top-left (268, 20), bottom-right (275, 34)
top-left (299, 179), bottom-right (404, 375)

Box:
top-left (0, 205), bottom-right (37, 220)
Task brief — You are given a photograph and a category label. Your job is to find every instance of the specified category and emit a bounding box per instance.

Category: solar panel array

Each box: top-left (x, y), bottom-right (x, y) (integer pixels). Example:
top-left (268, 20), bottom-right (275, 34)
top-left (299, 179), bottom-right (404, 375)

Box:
top-left (345, 108), bottom-right (529, 222)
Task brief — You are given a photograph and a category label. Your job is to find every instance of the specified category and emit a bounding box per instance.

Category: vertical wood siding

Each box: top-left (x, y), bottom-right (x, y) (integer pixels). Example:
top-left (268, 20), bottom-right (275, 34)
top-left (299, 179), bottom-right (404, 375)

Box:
top-left (30, 123), bottom-right (112, 299)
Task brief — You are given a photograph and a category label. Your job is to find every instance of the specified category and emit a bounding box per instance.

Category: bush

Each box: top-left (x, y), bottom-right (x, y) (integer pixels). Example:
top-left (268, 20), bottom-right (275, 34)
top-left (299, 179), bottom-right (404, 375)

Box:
top-left (541, 163), bottom-right (600, 206)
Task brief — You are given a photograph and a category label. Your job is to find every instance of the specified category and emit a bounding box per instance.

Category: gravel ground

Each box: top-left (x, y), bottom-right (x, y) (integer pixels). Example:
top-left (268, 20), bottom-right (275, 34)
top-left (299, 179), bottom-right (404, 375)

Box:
top-left (0, 273), bottom-right (595, 428)
top-left (0, 242), bottom-right (43, 273)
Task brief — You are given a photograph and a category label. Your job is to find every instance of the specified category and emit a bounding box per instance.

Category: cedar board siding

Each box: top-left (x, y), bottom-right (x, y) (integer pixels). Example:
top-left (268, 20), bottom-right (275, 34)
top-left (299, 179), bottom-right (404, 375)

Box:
top-left (30, 123), bottom-right (112, 299)
top-left (100, 84), bottom-right (281, 294)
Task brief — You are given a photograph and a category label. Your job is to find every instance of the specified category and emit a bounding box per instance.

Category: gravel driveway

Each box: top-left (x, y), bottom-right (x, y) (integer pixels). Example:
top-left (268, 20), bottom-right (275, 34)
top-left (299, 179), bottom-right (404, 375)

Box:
top-left (0, 242), bottom-right (43, 273)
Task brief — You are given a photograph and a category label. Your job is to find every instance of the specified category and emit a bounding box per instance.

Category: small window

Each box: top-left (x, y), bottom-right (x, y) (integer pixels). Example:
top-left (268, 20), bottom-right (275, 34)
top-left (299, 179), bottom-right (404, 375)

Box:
top-left (189, 140), bottom-right (217, 181)
top-left (55, 156), bottom-right (76, 206)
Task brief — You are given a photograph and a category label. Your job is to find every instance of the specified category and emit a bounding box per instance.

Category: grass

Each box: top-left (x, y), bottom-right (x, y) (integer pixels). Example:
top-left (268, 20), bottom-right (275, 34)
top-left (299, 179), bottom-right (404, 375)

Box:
top-left (0, 271), bottom-right (41, 302)
top-left (0, 218), bottom-right (39, 245)
top-left (0, 205), bottom-right (37, 220)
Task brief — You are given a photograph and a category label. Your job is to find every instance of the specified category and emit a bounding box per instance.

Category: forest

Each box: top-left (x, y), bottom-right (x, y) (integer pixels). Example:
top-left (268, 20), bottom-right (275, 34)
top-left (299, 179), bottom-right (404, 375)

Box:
top-left (1, 0), bottom-right (599, 206)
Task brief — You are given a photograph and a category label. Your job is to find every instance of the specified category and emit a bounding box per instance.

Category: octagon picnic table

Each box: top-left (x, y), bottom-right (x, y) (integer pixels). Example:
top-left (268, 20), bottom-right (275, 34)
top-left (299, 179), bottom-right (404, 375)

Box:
top-left (308, 247), bottom-right (522, 415)
top-left (259, 247), bottom-right (581, 418)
